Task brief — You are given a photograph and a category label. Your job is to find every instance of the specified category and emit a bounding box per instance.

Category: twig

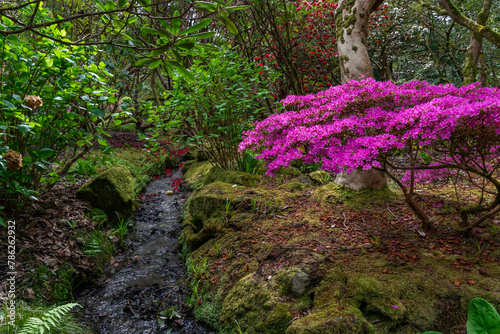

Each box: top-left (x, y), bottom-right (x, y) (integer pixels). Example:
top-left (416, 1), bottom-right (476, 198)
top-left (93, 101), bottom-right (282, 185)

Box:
top-left (387, 204), bottom-right (400, 221)
top-left (342, 212), bottom-right (349, 230)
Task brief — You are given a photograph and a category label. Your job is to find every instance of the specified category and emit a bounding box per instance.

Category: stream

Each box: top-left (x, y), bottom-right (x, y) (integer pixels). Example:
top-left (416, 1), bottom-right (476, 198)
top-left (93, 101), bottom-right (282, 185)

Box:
top-left (77, 168), bottom-right (213, 334)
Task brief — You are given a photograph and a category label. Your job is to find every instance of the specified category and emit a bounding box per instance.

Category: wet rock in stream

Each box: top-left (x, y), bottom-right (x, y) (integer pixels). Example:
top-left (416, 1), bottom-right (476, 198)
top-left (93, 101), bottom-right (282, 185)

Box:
top-left (78, 169), bottom-right (213, 334)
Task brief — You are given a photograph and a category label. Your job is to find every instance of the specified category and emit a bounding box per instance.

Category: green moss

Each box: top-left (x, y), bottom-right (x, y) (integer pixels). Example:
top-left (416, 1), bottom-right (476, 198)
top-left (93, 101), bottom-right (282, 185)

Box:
top-left (276, 267), bottom-right (311, 297)
top-left (308, 171), bottom-right (332, 184)
top-left (293, 295), bottom-right (314, 313)
top-left (181, 159), bottom-right (213, 189)
top-left (194, 295), bottom-right (224, 331)
top-left (280, 177), bottom-right (314, 192)
top-left (313, 183), bottom-right (399, 210)
top-left (203, 167), bottom-right (259, 187)
top-left (352, 45), bottom-right (358, 52)
top-left (181, 182), bottom-right (292, 248)
top-left (76, 165), bottom-right (137, 221)
top-left (347, 28), bottom-right (352, 35)
top-left (219, 274), bottom-right (291, 333)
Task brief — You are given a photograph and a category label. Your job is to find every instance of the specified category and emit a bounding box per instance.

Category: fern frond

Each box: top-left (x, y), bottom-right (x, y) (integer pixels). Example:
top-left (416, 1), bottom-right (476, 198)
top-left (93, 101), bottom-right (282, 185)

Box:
top-left (18, 303), bottom-right (80, 334)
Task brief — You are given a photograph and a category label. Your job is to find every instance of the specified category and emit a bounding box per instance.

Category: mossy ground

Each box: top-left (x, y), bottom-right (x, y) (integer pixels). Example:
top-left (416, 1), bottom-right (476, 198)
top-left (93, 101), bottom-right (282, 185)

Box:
top-left (180, 160), bottom-right (500, 334)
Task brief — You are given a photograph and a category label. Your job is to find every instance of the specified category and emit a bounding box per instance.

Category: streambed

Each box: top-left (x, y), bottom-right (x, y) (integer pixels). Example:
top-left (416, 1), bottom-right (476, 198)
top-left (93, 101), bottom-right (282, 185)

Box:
top-left (78, 168), bottom-right (213, 334)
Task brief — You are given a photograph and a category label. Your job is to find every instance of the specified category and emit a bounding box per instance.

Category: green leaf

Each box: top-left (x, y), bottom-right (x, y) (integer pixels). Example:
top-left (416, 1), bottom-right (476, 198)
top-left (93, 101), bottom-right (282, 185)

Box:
top-left (175, 41), bottom-right (195, 50)
top-left (161, 62), bottom-right (175, 78)
top-left (219, 16), bottom-right (239, 34)
top-left (195, 43), bottom-right (219, 52)
top-left (105, 0), bottom-right (116, 10)
top-left (134, 58), bottom-right (156, 66)
top-left (1, 16), bottom-right (13, 26)
top-left (149, 59), bottom-right (162, 69)
top-left (34, 161), bottom-right (48, 170)
top-left (157, 28), bottom-right (172, 40)
top-left (171, 10), bottom-right (181, 36)
top-left (17, 124), bottom-right (32, 133)
top-left (38, 148), bottom-right (54, 159)
top-left (195, 1), bottom-right (218, 12)
top-left (95, 0), bottom-right (106, 11)
top-left (118, 0), bottom-right (127, 7)
top-left (1, 100), bottom-right (15, 110)
top-left (226, 5), bottom-right (251, 10)
top-left (467, 298), bottom-right (500, 334)
top-left (185, 31), bottom-right (216, 39)
top-left (159, 20), bottom-right (172, 34)
top-left (7, 35), bottom-right (22, 46)
top-left (168, 61), bottom-right (194, 82)
top-left (151, 44), bottom-right (171, 57)
top-left (120, 32), bottom-right (134, 41)
top-left (141, 27), bottom-right (159, 35)
top-left (0, 217), bottom-right (6, 228)
top-left (91, 108), bottom-right (106, 117)
top-left (180, 18), bottom-right (212, 35)
top-left (98, 139), bottom-right (107, 146)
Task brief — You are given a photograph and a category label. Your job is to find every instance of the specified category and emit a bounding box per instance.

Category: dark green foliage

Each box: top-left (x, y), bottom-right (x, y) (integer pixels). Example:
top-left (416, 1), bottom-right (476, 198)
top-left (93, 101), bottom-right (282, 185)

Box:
top-left (164, 47), bottom-right (278, 171)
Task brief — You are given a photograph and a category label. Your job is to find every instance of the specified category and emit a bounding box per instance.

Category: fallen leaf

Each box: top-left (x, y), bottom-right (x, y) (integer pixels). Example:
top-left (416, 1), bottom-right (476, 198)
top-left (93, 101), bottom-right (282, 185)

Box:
top-left (382, 269), bottom-right (393, 274)
top-left (467, 280), bottom-right (477, 285)
top-left (453, 280), bottom-right (460, 286)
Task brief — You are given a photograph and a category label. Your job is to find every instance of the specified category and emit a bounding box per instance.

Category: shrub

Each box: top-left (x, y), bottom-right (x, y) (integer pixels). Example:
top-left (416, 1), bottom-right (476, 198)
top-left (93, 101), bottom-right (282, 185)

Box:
top-left (164, 47), bottom-right (278, 171)
top-left (241, 78), bottom-right (500, 232)
top-left (0, 20), bottom-right (117, 209)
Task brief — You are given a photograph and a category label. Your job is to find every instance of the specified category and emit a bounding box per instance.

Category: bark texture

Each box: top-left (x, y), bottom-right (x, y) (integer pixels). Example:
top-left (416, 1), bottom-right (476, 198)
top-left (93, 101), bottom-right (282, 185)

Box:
top-left (334, 0), bottom-right (387, 191)
top-left (438, 0), bottom-right (500, 48)
top-left (336, 0), bottom-right (383, 83)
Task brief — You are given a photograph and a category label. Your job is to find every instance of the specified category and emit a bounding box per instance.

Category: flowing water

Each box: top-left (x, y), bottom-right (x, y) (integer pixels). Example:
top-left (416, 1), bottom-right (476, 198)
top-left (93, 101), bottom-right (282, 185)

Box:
top-left (78, 169), bottom-right (213, 334)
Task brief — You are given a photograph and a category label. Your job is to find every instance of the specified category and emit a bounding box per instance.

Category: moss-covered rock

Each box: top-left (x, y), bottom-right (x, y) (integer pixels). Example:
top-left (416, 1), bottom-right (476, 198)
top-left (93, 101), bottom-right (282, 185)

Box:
top-left (308, 171), bottom-right (333, 185)
top-left (76, 165), bottom-right (137, 221)
top-left (276, 267), bottom-right (311, 297)
top-left (181, 182), bottom-right (291, 248)
top-left (219, 274), bottom-right (292, 334)
top-left (280, 177), bottom-right (314, 192)
top-left (314, 183), bottom-right (399, 210)
top-left (203, 167), bottom-right (259, 187)
top-left (181, 159), bottom-right (213, 189)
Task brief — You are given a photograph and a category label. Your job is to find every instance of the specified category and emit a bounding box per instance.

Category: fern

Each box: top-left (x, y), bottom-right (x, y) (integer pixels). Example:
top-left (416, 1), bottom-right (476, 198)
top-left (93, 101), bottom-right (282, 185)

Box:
top-left (18, 303), bottom-right (80, 334)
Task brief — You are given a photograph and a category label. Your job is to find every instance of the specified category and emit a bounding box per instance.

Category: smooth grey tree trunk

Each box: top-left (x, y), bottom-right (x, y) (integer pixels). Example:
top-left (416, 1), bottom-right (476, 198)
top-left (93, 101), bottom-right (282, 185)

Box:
top-left (334, 0), bottom-right (387, 190)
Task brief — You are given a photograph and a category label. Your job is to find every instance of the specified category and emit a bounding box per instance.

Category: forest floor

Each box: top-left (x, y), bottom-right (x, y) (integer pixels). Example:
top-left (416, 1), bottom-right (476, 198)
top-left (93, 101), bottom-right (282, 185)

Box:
top-left (1, 133), bottom-right (499, 334)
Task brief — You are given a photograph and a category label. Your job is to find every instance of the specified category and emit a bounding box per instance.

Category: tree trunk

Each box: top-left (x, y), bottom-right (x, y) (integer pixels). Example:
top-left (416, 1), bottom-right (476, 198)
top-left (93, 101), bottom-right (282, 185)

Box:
top-left (336, 0), bottom-right (383, 83)
top-left (334, 0), bottom-right (387, 191)
top-left (462, 0), bottom-right (492, 85)
top-left (437, 0), bottom-right (500, 48)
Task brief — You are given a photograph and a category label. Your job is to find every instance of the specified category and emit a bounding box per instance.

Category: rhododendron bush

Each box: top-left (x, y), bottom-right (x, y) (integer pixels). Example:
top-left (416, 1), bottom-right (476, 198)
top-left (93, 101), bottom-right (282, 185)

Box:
top-left (240, 78), bottom-right (500, 232)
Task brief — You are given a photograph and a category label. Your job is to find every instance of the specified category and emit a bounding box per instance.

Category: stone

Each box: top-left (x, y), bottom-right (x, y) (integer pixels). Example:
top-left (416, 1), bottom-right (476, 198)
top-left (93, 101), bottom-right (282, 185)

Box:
top-left (308, 170), bottom-right (332, 184)
top-left (335, 169), bottom-right (386, 191)
top-left (76, 165), bottom-right (137, 222)
top-left (277, 267), bottom-right (311, 297)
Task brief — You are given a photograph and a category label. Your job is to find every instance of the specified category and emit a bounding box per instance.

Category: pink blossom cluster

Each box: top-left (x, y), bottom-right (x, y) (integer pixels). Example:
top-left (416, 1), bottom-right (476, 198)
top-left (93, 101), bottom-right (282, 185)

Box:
top-left (240, 78), bottom-right (500, 181)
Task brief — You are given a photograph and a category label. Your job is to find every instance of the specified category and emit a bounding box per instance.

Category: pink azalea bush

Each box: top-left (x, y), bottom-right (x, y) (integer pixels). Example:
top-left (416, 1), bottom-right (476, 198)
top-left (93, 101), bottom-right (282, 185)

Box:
top-left (240, 78), bottom-right (500, 231)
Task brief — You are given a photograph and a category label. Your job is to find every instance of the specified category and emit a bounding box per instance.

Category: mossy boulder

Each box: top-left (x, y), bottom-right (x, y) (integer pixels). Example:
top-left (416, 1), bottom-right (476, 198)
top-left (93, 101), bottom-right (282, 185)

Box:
top-left (334, 169), bottom-right (386, 191)
top-left (181, 182), bottom-right (291, 248)
top-left (308, 170), bottom-right (332, 184)
top-left (181, 159), bottom-right (213, 189)
top-left (219, 273), bottom-right (292, 334)
top-left (203, 167), bottom-right (259, 187)
top-left (276, 267), bottom-right (311, 297)
top-left (280, 177), bottom-right (314, 192)
top-left (76, 165), bottom-right (137, 221)
top-left (314, 183), bottom-right (399, 210)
